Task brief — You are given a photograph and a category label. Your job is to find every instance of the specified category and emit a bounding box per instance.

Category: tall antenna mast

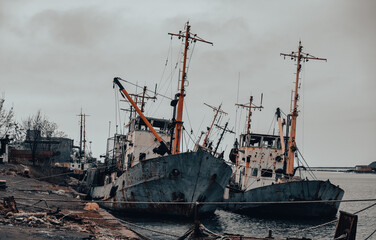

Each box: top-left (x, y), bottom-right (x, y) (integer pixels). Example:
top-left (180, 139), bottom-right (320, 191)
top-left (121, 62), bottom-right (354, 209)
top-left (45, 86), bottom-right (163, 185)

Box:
top-left (280, 41), bottom-right (326, 175)
top-left (168, 22), bottom-right (213, 154)
top-left (79, 109), bottom-right (83, 156)
top-left (77, 110), bottom-right (90, 159)
top-left (236, 94), bottom-right (263, 134)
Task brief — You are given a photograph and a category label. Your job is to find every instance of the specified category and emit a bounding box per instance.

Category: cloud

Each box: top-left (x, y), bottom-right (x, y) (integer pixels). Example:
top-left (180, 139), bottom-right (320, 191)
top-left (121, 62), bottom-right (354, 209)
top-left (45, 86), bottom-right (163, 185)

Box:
top-left (1, 0), bottom-right (375, 166)
top-left (29, 7), bottom-right (117, 47)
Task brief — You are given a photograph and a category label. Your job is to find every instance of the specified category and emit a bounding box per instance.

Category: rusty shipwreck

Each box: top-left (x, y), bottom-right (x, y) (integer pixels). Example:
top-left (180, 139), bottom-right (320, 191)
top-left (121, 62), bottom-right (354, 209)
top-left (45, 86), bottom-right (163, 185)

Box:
top-left (80, 22), bottom-right (232, 217)
top-left (223, 41), bottom-right (344, 218)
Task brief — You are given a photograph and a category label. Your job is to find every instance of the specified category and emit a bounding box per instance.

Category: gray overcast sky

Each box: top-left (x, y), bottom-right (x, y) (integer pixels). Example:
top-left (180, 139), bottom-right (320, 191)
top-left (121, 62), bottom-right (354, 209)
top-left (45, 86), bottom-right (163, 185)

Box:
top-left (1, 0), bottom-right (375, 167)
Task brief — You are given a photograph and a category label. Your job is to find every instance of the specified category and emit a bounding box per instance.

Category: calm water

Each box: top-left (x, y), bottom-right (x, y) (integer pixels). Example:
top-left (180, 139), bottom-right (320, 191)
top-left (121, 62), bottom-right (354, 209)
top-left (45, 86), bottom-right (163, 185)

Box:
top-left (120, 172), bottom-right (376, 240)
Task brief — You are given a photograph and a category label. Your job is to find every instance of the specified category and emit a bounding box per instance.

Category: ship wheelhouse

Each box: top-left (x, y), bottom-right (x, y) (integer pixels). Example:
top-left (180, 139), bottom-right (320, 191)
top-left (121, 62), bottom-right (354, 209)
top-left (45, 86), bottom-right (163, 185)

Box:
top-left (105, 116), bottom-right (172, 172)
top-left (235, 133), bottom-right (287, 191)
top-left (129, 116), bottom-right (171, 134)
top-left (239, 133), bottom-right (284, 149)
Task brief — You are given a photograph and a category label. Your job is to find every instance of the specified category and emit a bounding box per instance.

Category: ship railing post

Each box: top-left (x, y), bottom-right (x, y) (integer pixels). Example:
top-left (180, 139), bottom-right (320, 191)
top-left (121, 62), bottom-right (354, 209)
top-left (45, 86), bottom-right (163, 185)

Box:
top-left (194, 202), bottom-right (201, 237)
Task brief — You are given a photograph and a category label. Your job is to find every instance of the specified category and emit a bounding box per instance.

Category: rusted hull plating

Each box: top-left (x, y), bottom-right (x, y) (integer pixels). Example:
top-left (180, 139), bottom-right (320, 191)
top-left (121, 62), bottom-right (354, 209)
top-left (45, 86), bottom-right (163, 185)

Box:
top-left (225, 180), bottom-right (344, 218)
top-left (90, 151), bottom-right (232, 217)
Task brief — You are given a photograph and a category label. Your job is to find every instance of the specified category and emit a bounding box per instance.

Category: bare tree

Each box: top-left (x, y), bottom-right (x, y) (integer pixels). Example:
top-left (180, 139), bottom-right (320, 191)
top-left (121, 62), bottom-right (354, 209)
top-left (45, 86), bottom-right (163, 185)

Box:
top-left (0, 97), bottom-right (17, 139)
top-left (22, 110), bottom-right (66, 165)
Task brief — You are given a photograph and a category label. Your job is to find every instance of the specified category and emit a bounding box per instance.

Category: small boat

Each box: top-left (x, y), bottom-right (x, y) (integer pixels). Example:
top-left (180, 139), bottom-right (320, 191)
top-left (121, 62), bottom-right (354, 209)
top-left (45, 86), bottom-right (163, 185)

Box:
top-left (223, 41), bottom-right (344, 218)
top-left (80, 22), bottom-right (232, 217)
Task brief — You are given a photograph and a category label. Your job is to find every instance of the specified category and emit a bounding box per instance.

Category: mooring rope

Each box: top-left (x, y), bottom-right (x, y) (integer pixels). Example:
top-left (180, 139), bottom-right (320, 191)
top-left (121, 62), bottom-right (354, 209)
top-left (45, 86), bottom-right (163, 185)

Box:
top-left (291, 201), bottom-right (376, 234)
top-left (291, 219), bottom-right (338, 234)
top-left (11, 171), bottom-right (74, 184)
top-left (353, 202), bottom-right (376, 214)
top-left (8, 197), bottom-right (376, 205)
top-left (10, 160), bottom-right (124, 184)
top-left (364, 228), bottom-right (376, 240)
top-left (118, 218), bottom-right (181, 238)
top-left (6, 196), bottom-right (376, 239)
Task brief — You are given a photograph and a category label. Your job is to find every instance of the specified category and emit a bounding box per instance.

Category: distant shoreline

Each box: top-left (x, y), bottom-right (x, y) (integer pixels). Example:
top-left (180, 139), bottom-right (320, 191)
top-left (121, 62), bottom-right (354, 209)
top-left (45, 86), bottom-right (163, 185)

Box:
top-left (308, 167), bottom-right (376, 174)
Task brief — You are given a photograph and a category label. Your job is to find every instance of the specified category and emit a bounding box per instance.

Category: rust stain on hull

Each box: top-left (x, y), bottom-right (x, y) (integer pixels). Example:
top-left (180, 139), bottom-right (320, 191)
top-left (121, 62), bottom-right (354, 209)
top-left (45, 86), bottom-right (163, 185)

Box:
top-left (86, 151), bottom-right (232, 217)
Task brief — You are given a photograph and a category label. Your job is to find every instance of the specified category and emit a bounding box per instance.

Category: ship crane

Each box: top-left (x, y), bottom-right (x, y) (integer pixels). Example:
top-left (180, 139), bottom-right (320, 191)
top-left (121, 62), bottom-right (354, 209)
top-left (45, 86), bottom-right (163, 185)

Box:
top-left (113, 77), bottom-right (171, 156)
top-left (280, 41), bottom-right (326, 175)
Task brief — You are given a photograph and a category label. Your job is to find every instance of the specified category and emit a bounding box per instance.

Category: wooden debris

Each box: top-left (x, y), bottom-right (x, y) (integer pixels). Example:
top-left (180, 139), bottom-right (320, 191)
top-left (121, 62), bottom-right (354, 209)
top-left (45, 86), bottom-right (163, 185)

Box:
top-left (13, 212), bottom-right (47, 218)
top-left (2, 196), bottom-right (18, 213)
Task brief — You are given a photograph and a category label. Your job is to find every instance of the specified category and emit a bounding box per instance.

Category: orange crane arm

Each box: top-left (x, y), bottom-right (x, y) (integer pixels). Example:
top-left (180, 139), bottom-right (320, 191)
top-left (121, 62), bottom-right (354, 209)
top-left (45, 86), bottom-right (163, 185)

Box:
top-left (113, 77), bottom-right (170, 155)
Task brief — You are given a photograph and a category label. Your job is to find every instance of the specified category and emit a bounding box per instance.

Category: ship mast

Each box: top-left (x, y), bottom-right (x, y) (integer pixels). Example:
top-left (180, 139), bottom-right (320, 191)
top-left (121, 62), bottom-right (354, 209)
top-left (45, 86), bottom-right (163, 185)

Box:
top-left (120, 85), bottom-right (157, 124)
top-left (214, 121), bottom-right (234, 157)
top-left (202, 103), bottom-right (227, 147)
top-left (168, 22), bottom-right (213, 154)
top-left (236, 94), bottom-right (263, 135)
top-left (280, 41), bottom-right (326, 175)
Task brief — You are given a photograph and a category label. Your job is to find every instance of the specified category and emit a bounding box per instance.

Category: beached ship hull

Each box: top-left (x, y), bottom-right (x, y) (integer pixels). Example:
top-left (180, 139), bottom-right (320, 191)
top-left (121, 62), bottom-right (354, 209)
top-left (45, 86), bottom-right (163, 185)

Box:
top-left (225, 180), bottom-right (344, 218)
top-left (86, 151), bottom-right (232, 217)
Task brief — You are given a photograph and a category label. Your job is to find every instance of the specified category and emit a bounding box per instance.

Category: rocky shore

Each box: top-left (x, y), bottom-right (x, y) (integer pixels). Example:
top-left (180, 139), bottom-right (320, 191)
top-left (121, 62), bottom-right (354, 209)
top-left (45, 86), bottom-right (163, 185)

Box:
top-left (0, 163), bottom-right (145, 240)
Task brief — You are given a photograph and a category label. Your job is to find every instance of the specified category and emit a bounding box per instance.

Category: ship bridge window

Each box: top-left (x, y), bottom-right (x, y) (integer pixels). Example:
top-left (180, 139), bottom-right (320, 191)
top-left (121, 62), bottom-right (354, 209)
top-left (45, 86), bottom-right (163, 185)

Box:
top-left (276, 138), bottom-right (281, 149)
top-left (262, 137), bottom-right (277, 148)
top-left (275, 168), bottom-right (283, 180)
top-left (261, 169), bottom-right (273, 178)
top-left (139, 152), bottom-right (146, 161)
top-left (135, 117), bottom-right (170, 133)
top-left (243, 135), bottom-right (261, 147)
top-left (252, 168), bottom-right (258, 177)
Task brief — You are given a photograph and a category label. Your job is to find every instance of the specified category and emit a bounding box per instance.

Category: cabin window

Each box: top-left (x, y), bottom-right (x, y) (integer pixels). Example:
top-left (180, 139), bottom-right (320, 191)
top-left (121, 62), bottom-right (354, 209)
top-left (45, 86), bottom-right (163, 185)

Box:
top-left (261, 169), bottom-right (273, 178)
top-left (252, 168), bottom-right (258, 177)
top-left (262, 137), bottom-right (276, 148)
top-left (139, 153), bottom-right (146, 161)
top-left (127, 154), bottom-right (133, 168)
top-left (276, 138), bottom-right (282, 149)
top-left (275, 169), bottom-right (283, 180)
top-left (248, 136), bottom-right (262, 147)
